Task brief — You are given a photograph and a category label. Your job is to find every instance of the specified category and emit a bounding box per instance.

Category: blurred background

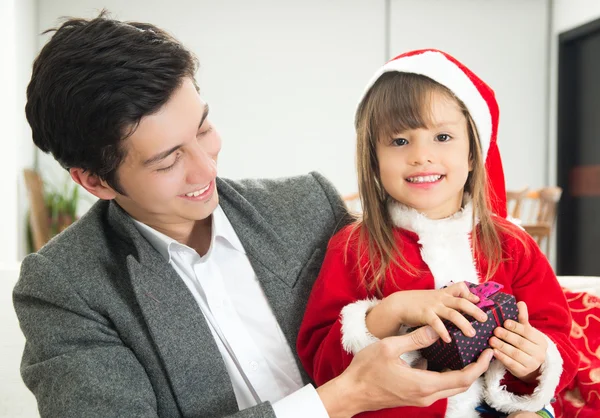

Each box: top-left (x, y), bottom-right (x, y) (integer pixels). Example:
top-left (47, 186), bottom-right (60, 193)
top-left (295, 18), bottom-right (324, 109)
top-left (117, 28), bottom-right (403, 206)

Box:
top-left (2, 0), bottom-right (599, 263)
top-left (2, 1), bottom-right (600, 416)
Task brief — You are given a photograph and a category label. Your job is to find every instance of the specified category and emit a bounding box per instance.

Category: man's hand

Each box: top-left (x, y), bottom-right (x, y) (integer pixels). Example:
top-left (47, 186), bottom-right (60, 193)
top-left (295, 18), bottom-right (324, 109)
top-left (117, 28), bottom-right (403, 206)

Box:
top-left (317, 325), bottom-right (494, 418)
top-left (489, 301), bottom-right (547, 383)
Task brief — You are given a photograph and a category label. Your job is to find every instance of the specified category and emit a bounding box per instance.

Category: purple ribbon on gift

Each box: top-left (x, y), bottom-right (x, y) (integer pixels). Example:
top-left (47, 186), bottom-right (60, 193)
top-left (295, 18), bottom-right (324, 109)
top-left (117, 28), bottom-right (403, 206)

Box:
top-left (469, 281), bottom-right (504, 308)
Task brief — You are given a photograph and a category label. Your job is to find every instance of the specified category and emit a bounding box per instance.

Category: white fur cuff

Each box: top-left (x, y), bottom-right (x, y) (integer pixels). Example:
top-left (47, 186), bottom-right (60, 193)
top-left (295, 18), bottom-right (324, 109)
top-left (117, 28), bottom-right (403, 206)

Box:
top-left (340, 299), bottom-right (381, 355)
top-left (446, 377), bottom-right (484, 418)
top-left (483, 335), bottom-right (563, 413)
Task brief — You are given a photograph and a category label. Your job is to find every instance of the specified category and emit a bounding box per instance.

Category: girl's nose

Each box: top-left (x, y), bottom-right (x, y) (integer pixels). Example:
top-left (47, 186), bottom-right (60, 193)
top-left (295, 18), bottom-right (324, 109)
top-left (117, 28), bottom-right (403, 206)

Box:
top-left (409, 142), bottom-right (434, 165)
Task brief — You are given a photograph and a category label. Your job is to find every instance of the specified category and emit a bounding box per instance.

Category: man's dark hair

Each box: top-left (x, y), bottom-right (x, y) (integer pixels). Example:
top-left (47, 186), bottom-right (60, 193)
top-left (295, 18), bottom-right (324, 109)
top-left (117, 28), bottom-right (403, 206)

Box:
top-left (25, 11), bottom-right (199, 194)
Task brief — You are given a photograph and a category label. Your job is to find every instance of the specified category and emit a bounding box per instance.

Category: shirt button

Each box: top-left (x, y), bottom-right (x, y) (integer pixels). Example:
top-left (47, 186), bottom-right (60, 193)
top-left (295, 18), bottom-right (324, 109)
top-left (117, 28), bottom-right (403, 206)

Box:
top-left (249, 361), bottom-right (259, 371)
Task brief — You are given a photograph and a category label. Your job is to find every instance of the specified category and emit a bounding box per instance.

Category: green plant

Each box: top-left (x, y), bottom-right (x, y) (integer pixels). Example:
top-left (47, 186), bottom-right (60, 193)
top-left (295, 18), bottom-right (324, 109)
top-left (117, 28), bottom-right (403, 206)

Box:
top-left (45, 181), bottom-right (80, 237)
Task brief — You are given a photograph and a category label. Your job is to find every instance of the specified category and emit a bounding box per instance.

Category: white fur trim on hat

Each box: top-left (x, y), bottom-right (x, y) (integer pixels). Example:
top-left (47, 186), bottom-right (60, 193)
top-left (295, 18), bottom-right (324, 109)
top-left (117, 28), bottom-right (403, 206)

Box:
top-left (482, 335), bottom-right (563, 413)
top-left (445, 376), bottom-right (484, 418)
top-left (388, 199), bottom-right (480, 288)
top-left (363, 50), bottom-right (492, 158)
top-left (340, 299), bottom-right (381, 355)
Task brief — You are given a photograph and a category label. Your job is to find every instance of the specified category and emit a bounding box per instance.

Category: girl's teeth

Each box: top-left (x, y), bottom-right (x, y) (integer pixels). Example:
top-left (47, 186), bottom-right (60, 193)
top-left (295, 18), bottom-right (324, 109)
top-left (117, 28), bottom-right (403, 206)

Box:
top-left (407, 175), bottom-right (442, 183)
top-left (185, 183), bottom-right (210, 197)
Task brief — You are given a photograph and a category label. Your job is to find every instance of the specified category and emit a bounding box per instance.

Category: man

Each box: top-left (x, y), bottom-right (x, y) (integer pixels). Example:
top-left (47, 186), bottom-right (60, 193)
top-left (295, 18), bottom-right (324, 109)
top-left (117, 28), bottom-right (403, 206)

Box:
top-left (14, 13), bottom-right (493, 417)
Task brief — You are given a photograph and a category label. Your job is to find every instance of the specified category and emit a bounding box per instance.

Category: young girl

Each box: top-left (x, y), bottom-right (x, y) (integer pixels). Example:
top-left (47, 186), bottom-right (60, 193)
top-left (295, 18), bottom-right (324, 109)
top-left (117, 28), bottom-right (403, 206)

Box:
top-left (297, 49), bottom-right (578, 418)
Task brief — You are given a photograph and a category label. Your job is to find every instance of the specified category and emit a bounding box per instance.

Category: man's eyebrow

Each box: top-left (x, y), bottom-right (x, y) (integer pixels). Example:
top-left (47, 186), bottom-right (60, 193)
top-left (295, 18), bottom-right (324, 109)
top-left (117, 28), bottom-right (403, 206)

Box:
top-left (143, 144), bottom-right (182, 167)
top-left (142, 104), bottom-right (210, 167)
top-left (198, 103), bottom-right (210, 129)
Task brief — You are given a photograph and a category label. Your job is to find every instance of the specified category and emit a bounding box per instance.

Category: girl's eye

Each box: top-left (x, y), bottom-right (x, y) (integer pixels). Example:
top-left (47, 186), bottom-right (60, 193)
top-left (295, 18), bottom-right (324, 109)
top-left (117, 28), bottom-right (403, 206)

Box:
top-left (157, 154), bottom-right (181, 172)
top-left (392, 138), bottom-right (408, 146)
top-left (437, 134), bottom-right (451, 142)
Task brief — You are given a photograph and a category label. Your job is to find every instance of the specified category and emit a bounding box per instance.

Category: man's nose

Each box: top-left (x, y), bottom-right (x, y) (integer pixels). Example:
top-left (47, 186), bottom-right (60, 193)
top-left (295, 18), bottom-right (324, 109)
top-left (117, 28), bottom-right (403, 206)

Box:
top-left (187, 148), bottom-right (217, 184)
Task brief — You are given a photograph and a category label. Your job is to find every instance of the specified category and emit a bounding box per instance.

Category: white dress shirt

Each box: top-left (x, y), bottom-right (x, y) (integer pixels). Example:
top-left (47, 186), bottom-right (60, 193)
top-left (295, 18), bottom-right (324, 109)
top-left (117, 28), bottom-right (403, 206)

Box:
top-left (133, 206), bottom-right (329, 417)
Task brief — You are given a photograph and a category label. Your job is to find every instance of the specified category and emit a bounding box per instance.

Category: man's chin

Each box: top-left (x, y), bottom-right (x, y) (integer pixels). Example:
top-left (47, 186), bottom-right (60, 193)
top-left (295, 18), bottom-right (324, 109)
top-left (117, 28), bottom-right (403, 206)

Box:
top-left (187, 195), bottom-right (219, 221)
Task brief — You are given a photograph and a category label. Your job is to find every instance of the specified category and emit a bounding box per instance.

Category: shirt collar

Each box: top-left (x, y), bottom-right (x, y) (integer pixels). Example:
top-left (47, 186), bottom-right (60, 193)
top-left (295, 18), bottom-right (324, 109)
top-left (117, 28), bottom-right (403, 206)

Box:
top-left (131, 205), bottom-right (246, 263)
top-left (212, 205), bottom-right (246, 254)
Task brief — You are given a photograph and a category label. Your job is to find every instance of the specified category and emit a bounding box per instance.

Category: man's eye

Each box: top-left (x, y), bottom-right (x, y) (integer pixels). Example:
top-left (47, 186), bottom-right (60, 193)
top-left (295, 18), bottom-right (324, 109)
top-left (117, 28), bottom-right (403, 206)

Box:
top-left (392, 138), bottom-right (408, 146)
top-left (157, 155), bottom-right (181, 172)
top-left (437, 134), bottom-right (451, 142)
top-left (198, 127), bottom-right (213, 137)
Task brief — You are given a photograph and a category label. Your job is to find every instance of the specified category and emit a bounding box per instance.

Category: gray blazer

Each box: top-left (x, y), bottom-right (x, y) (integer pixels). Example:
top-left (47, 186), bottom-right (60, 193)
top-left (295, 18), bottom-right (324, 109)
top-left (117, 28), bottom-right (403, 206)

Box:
top-left (14, 173), bottom-right (350, 418)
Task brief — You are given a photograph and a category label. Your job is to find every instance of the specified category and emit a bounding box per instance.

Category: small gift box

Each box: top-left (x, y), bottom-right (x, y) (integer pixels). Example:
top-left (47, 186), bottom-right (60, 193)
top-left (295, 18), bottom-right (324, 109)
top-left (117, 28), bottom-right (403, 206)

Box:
top-left (420, 281), bottom-right (519, 371)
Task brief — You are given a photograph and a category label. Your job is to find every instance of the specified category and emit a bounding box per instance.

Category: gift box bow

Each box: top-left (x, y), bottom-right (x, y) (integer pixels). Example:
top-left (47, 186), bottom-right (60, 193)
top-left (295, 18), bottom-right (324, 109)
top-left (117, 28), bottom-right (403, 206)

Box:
top-left (470, 281), bottom-right (505, 308)
top-left (468, 281), bottom-right (514, 328)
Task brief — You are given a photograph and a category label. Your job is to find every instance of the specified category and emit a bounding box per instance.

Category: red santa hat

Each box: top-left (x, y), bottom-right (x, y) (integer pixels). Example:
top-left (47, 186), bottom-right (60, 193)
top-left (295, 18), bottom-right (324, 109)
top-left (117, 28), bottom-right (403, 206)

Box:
top-left (360, 49), bottom-right (507, 218)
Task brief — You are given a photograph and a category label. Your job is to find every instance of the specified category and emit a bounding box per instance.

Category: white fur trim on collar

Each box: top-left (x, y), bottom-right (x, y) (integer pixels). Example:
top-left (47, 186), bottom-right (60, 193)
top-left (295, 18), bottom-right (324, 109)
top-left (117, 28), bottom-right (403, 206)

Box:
top-left (362, 50), bottom-right (492, 158)
top-left (340, 299), bottom-right (381, 355)
top-left (388, 199), bottom-right (480, 288)
top-left (482, 335), bottom-right (563, 413)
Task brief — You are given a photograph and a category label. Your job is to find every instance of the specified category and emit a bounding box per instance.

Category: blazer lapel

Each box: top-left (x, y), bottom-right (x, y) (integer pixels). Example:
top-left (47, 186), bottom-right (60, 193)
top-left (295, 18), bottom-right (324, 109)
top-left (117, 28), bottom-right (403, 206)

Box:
top-left (108, 202), bottom-right (238, 416)
top-left (217, 179), bottom-right (308, 355)
top-left (217, 178), bottom-right (304, 288)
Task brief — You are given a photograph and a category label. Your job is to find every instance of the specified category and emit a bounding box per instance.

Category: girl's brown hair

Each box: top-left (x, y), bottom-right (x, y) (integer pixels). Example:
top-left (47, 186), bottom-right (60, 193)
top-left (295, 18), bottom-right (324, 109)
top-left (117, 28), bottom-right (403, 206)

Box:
top-left (351, 71), bottom-right (509, 296)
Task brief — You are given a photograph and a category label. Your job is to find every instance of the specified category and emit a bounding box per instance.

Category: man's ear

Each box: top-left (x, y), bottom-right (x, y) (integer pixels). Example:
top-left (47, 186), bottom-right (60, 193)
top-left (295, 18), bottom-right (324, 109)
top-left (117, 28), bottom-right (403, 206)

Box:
top-left (69, 168), bottom-right (118, 200)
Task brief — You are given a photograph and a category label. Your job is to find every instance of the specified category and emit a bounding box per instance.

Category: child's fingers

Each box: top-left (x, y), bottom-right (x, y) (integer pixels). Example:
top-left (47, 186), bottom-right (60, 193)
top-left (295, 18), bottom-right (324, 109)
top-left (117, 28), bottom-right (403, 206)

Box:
top-left (502, 319), bottom-right (526, 338)
top-left (493, 327), bottom-right (538, 357)
top-left (517, 301), bottom-right (529, 325)
top-left (427, 315), bottom-right (452, 343)
top-left (489, 336), bottom-right (536, 372)
top-left (445, 282), bottom-right (479, 303)
top-left (439, 307), bottom-right (476, 338)
top-left (464, 291), bottom-right (480, 304)
top-left (502, 319), bottom-right (547, 347)
top-left (490, 345), bottom-right (530, 378)
top-left (447, 297), bottom-right (488, 322)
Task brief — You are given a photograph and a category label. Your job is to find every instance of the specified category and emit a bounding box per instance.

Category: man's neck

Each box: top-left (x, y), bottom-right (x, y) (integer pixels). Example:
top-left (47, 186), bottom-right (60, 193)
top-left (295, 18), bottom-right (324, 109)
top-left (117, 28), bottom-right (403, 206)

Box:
top-left (141, 216), bottom-right (213, 257)
top-left (187, 219), bottom-right (213, 256)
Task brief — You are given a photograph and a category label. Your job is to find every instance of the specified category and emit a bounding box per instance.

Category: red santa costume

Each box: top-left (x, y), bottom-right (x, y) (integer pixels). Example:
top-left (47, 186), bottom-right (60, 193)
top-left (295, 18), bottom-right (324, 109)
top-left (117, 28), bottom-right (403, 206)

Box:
top-left (297, 50), bottom-right (579, 418)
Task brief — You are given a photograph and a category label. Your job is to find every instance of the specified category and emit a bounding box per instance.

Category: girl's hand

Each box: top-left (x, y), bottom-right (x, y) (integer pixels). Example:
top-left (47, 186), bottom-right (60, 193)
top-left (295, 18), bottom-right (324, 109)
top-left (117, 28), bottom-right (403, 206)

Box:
top-left (366, 281), bottom-right (488, 343)
top-left (489, 301), bottom-right (548, 383)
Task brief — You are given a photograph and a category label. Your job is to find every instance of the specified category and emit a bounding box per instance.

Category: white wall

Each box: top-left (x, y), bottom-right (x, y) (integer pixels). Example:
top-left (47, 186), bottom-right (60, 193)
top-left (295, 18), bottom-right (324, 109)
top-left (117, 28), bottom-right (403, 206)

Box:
top-left (390, 0), bottom-right (550, 191)
top-left (0, 0), bottom-right (19, 264)
top-left (31, 0), bottom-right (563, 230)
top-left (0, 0), bottom-right (38, 261)
top-left (15, 0), bottom-right (38, 259)
top-left (37, 0), bottom-right (387, 203)
top-left (36, 0), bottom-right (553, 208)
top-left (1, 0), bottom-right (39, 413)
top-left (553, 0), bottom-right (600, 33)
